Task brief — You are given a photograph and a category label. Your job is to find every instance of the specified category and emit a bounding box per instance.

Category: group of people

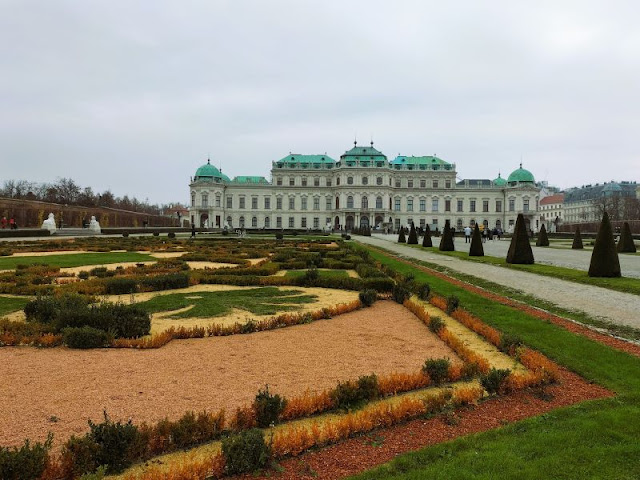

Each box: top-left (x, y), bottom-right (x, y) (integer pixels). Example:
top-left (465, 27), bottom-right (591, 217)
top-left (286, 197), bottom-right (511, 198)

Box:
top-left (1, 216), bottom-right (17, 230)
top-left (464, 225), bottom-right (502, 243)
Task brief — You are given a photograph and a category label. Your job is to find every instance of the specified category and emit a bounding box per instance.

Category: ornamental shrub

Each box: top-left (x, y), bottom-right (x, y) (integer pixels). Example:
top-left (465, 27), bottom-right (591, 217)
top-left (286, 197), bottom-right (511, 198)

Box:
top-left (222, 429), bottom-right (270, 475)
top-left (105, 277), bottom-right (138, 295)
top-left (617, 222), bottom-right (637, 253)
top-left (438, 220), bottom-right (455, 251)
top-left (397, 228), bottom-right (406, 243)
top-left (63, 326), bottom-right (111, 349)
top-left (392, 284), bottom-right (410, 304)
top-left (356, 373), bottom-right (380, 401)
top-left (446, 295), bottom-right (459, 314)
top-left (87, 412), bottom-right (144, 474)
top-left (359, 289), bottom-right (377, 307)
top-left (329, 374), bottom-right (380, 410)
top-left (506, 214), bottom-right (534, 264)
top-left (499, 333), bottom-right (523, 354)
top-left (253, 385), bottom-right (287, 428)
top-left (588, 211), bottom-right (621, 277)
top-left (0, 433), bottom-right (52, 480)
top-left (299, 267), bottom-right (319, 286)
top-left (60, 435), bottom-right (101, 478)
top-left (480, 368), bottom-right (511, 395)
top-left (572, 226), bottom-right (584, 249)
top-left (275, 232), bottom-right (284, 240)
top-left (140, 272), bottom-right (189, 290)
top-left (428, 316), bottom-right (445, 334)
top-left (469, 224), bottom-right (484, 256)
top-left (407, 222), bottom-right (418, 244)
top-left (422, 224), bottom-right (432, 247)
top-left (422, 358), bottom-right (451, 385)
top-left (167, 232), bottom-right (176, 239)
top-left (416, 282), bottom-right (430, 300)
top-left (536, 224), bottom-right (550, 246)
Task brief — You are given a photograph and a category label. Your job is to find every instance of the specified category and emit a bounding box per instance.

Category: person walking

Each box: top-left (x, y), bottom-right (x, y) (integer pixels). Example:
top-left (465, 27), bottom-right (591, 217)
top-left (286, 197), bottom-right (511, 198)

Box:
top-left (482, 227), bottom-right (488, 243)
top-left (464, 225), bottom-right (472, 243)
top-left (9, 216), bottom-right (16, 230)
top-left (1, 216), bottom-right (6, 229)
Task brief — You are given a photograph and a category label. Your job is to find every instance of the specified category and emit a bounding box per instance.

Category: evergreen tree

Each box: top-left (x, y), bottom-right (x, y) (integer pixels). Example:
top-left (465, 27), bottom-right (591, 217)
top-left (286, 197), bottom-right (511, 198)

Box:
top-left (439, 220), bottom-right (455, 251)
top-left (407, 222), bottom-right (418, 244)
top-left (536, 224), bottom-right (550, 246)
top-left (506, 214), bottom-right (534, 264)
top-left (588, 211), bottom-right (621, 277)
top-left (398, 227), bottom-right (406, 243)
top-left (617, 222), bottom-right (637, 253)
top-left (469, 223), bottom-right (484, 256)
top-left (422, 224), bottom-right (432, 247)
top-left (571, 226), bottom-right (583, 249)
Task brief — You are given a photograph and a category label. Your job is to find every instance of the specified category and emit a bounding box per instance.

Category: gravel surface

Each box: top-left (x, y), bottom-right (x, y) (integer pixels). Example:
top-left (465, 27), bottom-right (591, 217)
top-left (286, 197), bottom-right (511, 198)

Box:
top-left (356, 235), bottom-right (640, 330)
top-left (0, 301), bottom-right (458, 448)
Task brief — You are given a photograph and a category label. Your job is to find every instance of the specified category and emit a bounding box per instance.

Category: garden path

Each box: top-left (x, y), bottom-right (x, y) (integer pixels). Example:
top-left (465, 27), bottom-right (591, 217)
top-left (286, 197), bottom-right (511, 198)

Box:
top-left (355, 234), bottom-right (640, 330)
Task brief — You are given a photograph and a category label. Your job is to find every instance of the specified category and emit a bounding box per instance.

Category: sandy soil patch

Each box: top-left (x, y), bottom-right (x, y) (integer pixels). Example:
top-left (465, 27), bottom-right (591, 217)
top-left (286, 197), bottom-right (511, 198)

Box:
top-left (0, 301), bottom-right (459, 448)
top-left (248, 257), bottom-right (268, 265)
top-left (273, 269), bottom-right (359, 278)
top-left (60, 262), bottom-right (156, 276)
top-left (185, 261), bottom-right (237, 270)
top-left (147, 252), bottom-right (188, 259)
top-left (1, 310), bottom-right (25, 322)
top-left (4, 250), bottom-right (89, 257)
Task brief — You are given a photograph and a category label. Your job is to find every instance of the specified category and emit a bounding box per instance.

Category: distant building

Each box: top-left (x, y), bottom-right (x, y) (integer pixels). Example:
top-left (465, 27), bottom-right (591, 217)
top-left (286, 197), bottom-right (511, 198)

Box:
top-left (539, 194), bottom-right (564, 232)
top-left (188, 142), bottom-right (542, 233)
top-left (563, 181), bottom-right (638, 223)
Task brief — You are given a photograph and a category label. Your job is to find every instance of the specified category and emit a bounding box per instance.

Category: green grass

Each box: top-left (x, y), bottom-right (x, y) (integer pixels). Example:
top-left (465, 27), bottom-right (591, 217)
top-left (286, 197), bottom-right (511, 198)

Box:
top-left (284, 269), bottom-right (350, 280)
top-left (348, 248), bottom-right (640, 480)
top-left (414, 245), bottom-right (640, 295)
top-left (0, 252), bottom-right (153, 270)
top-left (0, 296), bottom-right (29, 316)
top-left (135, 287), bottom-right (318, 318)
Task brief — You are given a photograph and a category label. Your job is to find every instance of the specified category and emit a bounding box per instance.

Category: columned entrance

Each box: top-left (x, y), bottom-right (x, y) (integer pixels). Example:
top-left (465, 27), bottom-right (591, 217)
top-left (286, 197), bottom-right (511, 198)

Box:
top-left (345, 215), bottom-right (355, 231)
top-left (199, 213), bottom-right (209, 228)
top-left (359, 216), bottom-right (370, 228)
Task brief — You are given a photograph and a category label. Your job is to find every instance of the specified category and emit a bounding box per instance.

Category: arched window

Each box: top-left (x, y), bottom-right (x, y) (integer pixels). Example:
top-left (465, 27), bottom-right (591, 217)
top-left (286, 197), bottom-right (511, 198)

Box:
top-left (191, 192), bottom-right (196, 207)
top-left (264, 217), bottom-right (270, 228)
top-left (201, 194), bottom-right (208, 207)
top-left (226, 216), bottom-right (233, 227)
top-left (362, 176), bottom-right (368, 186)
top-left (376, 177), bottom-right (383, 186)
top-left (347, 176), bottom-right (354, 185)
top-left (362, 196), bottom-right (368, 209)
top-left (239, 216), bottom-right (245, 227)
top-left (376, 196), bottom-right (383, 209)
top-left (335, 196), bottom-right (340, 209)
top-left (252, 216), bottom-right (257, 227)
top-left (347, 196), bottom-right (354, 208)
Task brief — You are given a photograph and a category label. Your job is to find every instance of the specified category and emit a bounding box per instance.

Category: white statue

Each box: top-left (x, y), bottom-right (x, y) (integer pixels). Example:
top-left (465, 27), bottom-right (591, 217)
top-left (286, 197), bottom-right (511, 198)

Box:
top-left (41, 213), bottom-right (57, 233)
top-left (89, 215), bottom-right (101, 233)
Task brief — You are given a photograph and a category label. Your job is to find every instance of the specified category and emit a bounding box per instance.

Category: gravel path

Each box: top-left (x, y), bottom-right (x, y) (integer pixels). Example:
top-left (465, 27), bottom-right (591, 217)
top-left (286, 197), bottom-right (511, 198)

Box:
top-left (356, 235), bottom-right (640, 330)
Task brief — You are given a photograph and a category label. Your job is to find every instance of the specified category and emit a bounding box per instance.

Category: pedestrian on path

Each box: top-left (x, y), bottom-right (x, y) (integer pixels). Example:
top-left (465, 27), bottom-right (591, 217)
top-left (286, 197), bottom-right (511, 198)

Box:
top-left (9, 216), bottom-right (16, 230)
top-left (1, 216), bottom-right (6, 229)
top-left (464, 225), bottom-right (472, 243)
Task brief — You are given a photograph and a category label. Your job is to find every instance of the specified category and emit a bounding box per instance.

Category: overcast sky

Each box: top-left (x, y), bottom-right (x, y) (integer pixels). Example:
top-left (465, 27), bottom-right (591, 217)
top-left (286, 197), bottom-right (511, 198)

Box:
top-left (1, 1), bottom-right (639, 204)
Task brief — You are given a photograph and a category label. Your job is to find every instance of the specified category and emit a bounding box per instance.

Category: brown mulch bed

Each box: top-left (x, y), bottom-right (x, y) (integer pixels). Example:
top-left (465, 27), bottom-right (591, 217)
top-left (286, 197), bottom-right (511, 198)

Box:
top-left (380, 250), bottom-right (640, 358)
top-left (1, 301), bottom-right (458, 448)
top-left (240, 367), bottom-right (612, 480)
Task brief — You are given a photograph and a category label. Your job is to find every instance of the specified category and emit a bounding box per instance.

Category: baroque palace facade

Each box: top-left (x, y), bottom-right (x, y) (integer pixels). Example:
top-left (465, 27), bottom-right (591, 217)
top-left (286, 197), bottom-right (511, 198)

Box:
top-left (188, 142), bottom-right (541, 233)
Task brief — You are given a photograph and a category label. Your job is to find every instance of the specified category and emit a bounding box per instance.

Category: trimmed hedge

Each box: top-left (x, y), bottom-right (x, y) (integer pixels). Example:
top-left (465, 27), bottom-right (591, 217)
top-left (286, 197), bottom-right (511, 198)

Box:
top-left (63, 326), bottom-right (111, 349)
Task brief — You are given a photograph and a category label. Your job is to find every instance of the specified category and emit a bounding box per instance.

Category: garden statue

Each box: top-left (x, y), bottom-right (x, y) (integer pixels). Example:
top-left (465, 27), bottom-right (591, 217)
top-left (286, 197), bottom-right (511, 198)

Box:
top-left (89, 215), bottom-right (101, 233)
top-left (41, 213), bottom-right (57, 233)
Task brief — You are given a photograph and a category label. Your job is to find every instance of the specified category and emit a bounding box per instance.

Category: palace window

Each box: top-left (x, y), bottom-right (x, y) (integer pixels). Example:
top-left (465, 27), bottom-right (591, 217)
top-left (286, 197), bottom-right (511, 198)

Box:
top-left (420, 219), bottom-right (425, 229)
top-left (376, 196), bottom-right (383, 209)
top-left (420, 199), bottom-right (426, 212)
top-left (289, 217), bottom-right (294, 228)
top-left (252, 197), bottom-right (258, 209)
top-left (276, 216), bottom-right (282, 228)
top-left (301, 197), bottom-right (308, 210)
top-left (470, 200), bottom-right (476, 212)
top-left (289, 197), bottom-right (295, 210)
top-left (362, 176), bottom-right (368, 185)
top-left (313, 197), bottom-right (320, 210)
top-left (509, 199), bottom-right (515, 211)
top-left (433, 180), bottom-right (439, 188)
top-left (377, 177), bottom-right (383, 185)
top-left (191, 192), bottom-right (195, 207)
top-left (264, 217), bottom-right (270, 228)
top-left (445, 199), bottom-right (451, 212)
top-left (289, 177), bottom-right (295, 186)
top-left (362, 196), bottom-right (369, 209)
top-left (407, 198), bottom-right (414, 212)
top-left (457, 199), bottom-right (463, 212)
top-left (239, 216), bottom-right (245, 227)
top-left (326, 178), bottom-right (332, 187)
top-left (264, 197), bottom-right (271, 209)
top-left (347, 196), bottom-right (354, 208)
top-left (495, 200), bottom-right (502, 212)
top-left (301, 217), bottom-right (307, 228)
top-left (202, 194), bottom-right (208, 208)
top-left (326, 197), bottom-right (332, 210)
top-left (226, 196), bottom-right (233, 209)
top-left (251, 216), bottom-right (257, 227)
top-left (313, 217), bottom-right (319, 228)
top-left (314, 177), bottom-right (320, 187)
top-left (276, 177), bottom-right (282, 186)
top-left (347, 176), bottom-right (354, 185)
top-left (483, 200), bottom-right (489, 212)
top-left (395, 179), bottom-right (401, 188)
top-left (408, 179), bottom-right (414, 188)
top-left (215, 195), bottom-right (221, 207)
top-left (523, 199), bottom-right (529, 212)
top-left (432, 198), bottom-right (439, 212)
top-left (276, 197), bottom-right (282, 210)
top-left (457, 219), bottom-right (463, 229)
top-left (301, 177), bottom-right (307, 187)
top-left (420, 179), bottom-right (426, 188)
top-left (239, 197), bottom-right (245, 209)
top-left (394, 197), bottom-right (401, 211)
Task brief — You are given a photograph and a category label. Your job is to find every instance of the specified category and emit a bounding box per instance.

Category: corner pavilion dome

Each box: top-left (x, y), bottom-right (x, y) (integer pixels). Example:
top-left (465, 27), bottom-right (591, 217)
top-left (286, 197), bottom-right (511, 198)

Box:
top-left (493, 173), bottom-right (507, 186)
top-left (194, 159), bottom-right (230, 182)
top-left (507, 164), bottom-right (535, 185)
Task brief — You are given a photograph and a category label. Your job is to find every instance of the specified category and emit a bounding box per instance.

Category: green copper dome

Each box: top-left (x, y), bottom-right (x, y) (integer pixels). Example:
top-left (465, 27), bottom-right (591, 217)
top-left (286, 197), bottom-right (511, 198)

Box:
top-left (194, 160), bottom-right (228, 182)
top-left (507, 164), bottom-right (535, 184)
top-left (493, 173), bottom-right (507, 186)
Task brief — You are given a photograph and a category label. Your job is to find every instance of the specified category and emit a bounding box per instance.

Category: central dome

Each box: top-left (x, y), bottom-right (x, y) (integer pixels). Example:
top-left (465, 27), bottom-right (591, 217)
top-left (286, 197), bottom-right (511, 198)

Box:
top-left (193, 160), bottom-right (229, 182)
top-left (507, 164), bottom-right (535, 184)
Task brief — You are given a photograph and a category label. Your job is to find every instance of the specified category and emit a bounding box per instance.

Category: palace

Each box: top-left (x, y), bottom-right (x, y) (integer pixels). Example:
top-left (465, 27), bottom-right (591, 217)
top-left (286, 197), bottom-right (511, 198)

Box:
top-left (188, 142), bottom-right (541, 233)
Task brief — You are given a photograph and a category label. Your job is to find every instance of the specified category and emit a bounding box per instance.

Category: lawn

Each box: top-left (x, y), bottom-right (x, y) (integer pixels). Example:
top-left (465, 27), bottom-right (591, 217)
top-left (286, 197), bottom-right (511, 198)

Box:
top-left (414, 245), bottom-right (640, 296)
top-left (349, 248), bottom-right (640, 480)
top-left (0, 252), bottom-right (153, 270)
top-left (135, 287), bottom-right (318, 318)
top-left (0, 296), bottom-right (29, 316)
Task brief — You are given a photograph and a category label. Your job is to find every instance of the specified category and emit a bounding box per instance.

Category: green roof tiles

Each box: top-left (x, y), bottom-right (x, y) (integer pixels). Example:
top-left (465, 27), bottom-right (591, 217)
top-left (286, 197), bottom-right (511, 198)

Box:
top-left (276, 154), bottom-right (336, 164)
top-left (341, 145), bottom-right (387, 159)
top-left (231, 176), bottom-right (269, 184)
top-left (391, 155), bottom-right (450, 166)
top-left (507, 165), bottom-right (535, 184)
top-left (194, 160), bottom-right (229, 182)
top-left (493, 173), bottom-right (507, 186)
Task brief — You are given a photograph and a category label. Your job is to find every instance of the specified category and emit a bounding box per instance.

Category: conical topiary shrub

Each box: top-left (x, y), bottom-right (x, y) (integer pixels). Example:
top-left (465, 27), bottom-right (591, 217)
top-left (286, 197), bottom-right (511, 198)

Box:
top-left (398, 227), bottom-right (406, 243)
top-left (506, 214), bottom-right (534, 264)
top-left (572, 226), bottom-right (583, 249)
top-left (588, 211), bottom-right (621, 277)
top-left (469, 223), bottom-right (484, 256)
top-left (617, 222), bottom-right (637, 253)
top-left (439, 220), bottom-right (455, 251)
top-left (422, 224), bottom-right (432, 247)
top-left (407, 222), bottom-right (418, 244)
top-left (536, 224), bottom-right (550, 247)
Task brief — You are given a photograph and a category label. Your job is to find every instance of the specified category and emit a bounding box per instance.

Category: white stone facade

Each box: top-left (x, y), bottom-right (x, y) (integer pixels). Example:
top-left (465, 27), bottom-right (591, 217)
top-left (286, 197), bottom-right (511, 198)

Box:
top-left (189, 144), bottom-right (541, 233)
